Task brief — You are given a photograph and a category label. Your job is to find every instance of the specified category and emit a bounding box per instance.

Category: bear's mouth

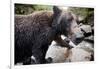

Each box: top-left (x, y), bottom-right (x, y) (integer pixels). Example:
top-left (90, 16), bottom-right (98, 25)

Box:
top-left (71, 37), bottom-right (84, 45)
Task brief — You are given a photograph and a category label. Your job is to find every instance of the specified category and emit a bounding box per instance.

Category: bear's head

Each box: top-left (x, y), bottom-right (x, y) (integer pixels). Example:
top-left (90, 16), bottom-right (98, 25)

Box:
top-left (52, 6), bottom-right (84, 45)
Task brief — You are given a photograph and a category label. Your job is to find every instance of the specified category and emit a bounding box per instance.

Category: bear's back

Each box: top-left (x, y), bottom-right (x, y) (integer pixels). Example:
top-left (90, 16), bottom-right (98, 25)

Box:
top-left (15, 11), bottom-right (53, 27)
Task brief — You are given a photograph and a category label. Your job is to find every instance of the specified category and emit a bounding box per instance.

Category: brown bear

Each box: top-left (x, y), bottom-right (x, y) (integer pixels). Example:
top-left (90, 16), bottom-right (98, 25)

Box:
top-left (15, 6), bottom-right (84, 64)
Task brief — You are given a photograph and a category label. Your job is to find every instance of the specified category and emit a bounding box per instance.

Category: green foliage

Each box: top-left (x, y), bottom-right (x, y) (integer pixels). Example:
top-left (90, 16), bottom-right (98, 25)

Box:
top-left (15, 4), bottom-right (94, 25)
top-left (32, 5), bottom-right (53, 11)
top-left (69, 7), bottom-right (94, 25)
top-left (15, 4), bottom-right (52, 15)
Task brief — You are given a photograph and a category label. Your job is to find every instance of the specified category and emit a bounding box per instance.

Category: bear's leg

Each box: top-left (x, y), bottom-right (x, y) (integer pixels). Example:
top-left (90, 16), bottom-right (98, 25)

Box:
top-left (33, 51), bottom-right (46, 64)
top-left (32, 45), bottom-right (49, 64)
top-left (23, 56), bottom-right (37, 65)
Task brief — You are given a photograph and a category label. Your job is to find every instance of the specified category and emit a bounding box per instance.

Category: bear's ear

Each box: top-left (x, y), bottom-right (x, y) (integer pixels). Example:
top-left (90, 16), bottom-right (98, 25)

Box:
top-left (52, 6), bottom-right (62, 29)
top-left (53, 6), bottom-right (62, 16)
